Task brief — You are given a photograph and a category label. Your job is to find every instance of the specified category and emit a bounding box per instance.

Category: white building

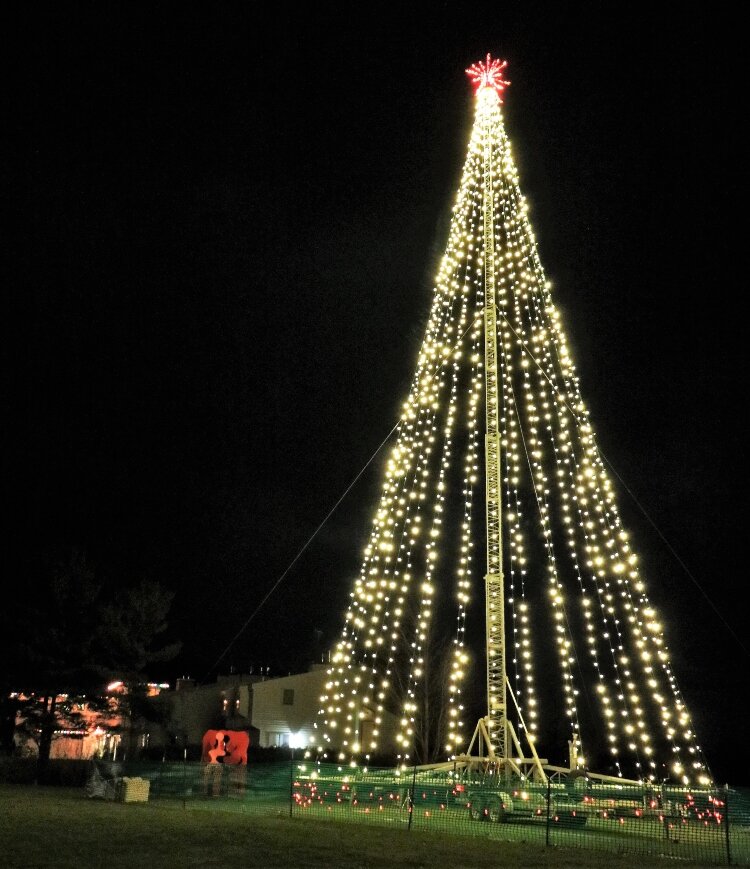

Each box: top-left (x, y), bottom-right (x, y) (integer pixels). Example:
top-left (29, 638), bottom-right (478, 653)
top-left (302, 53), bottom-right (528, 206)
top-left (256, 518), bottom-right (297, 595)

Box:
top-left (11, 668), bottom-right (400, 761)
top-left (251, 664), bottom-right (397, 753)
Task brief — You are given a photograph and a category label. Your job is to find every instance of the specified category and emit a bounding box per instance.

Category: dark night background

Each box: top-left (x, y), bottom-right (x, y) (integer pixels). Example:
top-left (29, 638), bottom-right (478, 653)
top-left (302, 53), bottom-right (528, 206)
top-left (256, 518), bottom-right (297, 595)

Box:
top-left (9, 3), bottom-right (747, 782)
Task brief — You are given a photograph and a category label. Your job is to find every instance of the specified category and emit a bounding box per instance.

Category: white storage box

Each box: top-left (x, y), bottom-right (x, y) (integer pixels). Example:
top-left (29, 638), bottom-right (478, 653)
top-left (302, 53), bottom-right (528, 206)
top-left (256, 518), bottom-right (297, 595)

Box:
top-left (119, 776), bottom-right (150, 803)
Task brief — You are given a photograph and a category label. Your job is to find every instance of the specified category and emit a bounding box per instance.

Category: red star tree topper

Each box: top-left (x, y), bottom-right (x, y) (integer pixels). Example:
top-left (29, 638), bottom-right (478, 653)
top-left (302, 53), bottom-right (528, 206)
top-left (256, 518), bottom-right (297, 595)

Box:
top-left (465, 53), bottom-right (510, 100)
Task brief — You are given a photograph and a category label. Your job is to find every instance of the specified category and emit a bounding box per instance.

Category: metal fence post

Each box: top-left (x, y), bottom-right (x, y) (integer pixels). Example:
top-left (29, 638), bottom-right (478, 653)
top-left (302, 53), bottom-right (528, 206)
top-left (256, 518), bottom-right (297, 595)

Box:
top-left (182, 756), bottom-right (187, 809)
top-left (545, 776), bottom-right (552, 847)
top-left (289, 748), bottom-right (295, 818)
top-left (407, 764), bottom-right (417, 831)
top-left (725, 784), bottom-right (732, 866)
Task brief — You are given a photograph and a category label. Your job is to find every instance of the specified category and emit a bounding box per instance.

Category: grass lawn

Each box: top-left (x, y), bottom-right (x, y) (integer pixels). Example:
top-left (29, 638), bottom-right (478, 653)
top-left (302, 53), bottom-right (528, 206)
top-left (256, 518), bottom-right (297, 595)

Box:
top-left (0, 784), bottom-right (722, 868)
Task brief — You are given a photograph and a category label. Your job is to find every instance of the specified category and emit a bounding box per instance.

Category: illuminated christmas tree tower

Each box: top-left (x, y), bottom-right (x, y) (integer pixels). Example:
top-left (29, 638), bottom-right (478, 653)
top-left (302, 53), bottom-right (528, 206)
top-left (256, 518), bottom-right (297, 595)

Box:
top-left (313, 56), bottom-right (711, 786)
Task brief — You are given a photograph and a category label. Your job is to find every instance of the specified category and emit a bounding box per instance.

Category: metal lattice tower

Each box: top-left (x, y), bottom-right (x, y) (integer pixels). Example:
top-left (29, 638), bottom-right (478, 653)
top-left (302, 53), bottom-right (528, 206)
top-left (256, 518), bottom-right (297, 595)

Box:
top-left (480, 83), bottom-right (507, 761)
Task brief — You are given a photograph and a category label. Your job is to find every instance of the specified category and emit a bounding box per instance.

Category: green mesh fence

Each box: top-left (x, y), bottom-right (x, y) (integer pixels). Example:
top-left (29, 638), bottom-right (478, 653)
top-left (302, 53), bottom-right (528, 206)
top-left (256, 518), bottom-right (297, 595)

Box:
top-left (109, 760), bottom-right (292, 817)
top-left (100, 760), bottom-right (748, 864)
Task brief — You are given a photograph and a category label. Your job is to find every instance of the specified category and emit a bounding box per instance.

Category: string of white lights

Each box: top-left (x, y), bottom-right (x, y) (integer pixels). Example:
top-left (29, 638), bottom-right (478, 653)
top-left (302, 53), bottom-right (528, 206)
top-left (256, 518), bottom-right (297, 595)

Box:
top-left (315, 57), bottom-right (710, 785)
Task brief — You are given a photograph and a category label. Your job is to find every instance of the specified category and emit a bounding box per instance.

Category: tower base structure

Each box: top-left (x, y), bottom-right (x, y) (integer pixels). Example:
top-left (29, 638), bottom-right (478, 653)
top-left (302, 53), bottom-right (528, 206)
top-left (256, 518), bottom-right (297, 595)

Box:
top-left (408, 677), bottom-right (643, 787)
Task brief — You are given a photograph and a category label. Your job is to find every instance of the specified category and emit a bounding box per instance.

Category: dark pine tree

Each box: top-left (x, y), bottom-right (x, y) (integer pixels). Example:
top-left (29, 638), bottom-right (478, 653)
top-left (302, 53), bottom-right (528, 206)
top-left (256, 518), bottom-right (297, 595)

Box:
top-left (9, 549), bottom-right (181, 780)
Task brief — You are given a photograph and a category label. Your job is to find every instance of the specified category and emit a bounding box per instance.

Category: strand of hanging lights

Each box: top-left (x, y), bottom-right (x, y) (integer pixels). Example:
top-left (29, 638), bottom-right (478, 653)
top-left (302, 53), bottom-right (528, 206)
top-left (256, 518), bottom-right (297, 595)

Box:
top-left (312, 55), bottom-right (711, 786)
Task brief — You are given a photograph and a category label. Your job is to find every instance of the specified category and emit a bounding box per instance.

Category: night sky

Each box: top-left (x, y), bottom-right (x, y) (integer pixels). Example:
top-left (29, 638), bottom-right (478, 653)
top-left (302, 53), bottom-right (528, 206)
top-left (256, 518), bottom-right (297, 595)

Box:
top-left (11, 3), bottom-right (747, 781)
